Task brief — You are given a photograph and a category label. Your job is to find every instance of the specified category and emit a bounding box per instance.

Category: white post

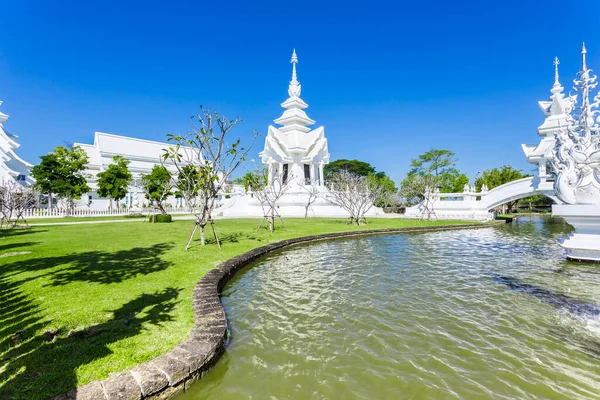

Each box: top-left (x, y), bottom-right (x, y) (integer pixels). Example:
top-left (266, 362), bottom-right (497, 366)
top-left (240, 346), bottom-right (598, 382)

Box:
top-left (319, 163), bottom-right (324, 186)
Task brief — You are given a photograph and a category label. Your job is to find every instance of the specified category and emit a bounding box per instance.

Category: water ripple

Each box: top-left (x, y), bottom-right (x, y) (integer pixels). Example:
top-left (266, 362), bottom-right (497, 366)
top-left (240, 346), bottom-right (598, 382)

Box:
top-left (180, 217), bottom-right (600, 400)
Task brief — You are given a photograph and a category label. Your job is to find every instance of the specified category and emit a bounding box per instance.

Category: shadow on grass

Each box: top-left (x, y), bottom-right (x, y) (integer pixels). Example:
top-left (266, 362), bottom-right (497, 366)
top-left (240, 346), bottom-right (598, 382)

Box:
top-left (1, 242), bottom-right (175, 286)
top-left (0, 232), bottom-right (181, 399)
top-left (0, 241), bottom-right (39, 253)
top-left (0, 281), bottom-right (180, 399)
top-left (0, 229), bottom-right (48, 238)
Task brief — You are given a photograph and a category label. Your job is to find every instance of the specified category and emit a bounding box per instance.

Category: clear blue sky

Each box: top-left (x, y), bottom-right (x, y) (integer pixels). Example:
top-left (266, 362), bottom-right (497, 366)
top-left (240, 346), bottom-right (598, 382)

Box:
top-left (2, 0), bottom-right (600, 184)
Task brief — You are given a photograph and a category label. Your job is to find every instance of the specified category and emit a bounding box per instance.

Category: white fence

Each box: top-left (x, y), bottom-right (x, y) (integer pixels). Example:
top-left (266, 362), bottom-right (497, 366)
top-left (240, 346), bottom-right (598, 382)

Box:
top-left (22, 207), bottom-right (192, 219)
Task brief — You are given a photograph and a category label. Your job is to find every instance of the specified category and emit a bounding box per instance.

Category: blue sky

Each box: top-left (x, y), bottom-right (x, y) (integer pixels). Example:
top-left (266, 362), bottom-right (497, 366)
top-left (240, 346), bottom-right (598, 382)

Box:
top-left (2, 0), bottom-right (600, 184)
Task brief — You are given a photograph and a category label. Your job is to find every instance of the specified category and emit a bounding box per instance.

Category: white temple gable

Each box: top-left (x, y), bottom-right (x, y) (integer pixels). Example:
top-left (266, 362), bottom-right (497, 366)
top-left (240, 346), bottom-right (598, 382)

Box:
top-left (0, 101), bottom-right (33, 185)
top-left (258, 50), bottom-right (330, 186)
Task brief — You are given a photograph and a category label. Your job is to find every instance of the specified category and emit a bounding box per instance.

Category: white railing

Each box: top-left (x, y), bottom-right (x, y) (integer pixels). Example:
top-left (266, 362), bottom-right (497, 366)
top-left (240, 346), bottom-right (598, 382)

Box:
top-left (22, 207), bottom-right (192, 219)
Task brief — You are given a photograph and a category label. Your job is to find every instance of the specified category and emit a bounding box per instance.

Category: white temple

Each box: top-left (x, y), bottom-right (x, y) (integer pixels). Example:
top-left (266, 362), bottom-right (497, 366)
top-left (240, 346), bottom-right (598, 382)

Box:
top-left (551, 43), bottom-right (600, 261)
top-left (74, 132), bottom-right (201, 210)
top-left (0, 100), bottom-right (33, 185)
top-left (219, 50), bottom-right (382, 218)
top-left (259, 49), bottom-right (330, 188)
top-left (522, 57), bottom-right (576, 182)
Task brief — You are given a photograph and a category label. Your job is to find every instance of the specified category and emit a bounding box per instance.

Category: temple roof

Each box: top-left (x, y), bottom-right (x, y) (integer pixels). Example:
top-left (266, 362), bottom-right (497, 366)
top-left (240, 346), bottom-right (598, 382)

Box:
top-left (536, 57), bottom-right (575, 137)
top-left (260, 50), bottom-right (330, 166)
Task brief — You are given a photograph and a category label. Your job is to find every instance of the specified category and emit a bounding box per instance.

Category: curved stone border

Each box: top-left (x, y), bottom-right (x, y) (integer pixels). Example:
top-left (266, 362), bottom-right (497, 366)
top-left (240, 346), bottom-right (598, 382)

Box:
top-left (55, 221), bottom-right (504, 400)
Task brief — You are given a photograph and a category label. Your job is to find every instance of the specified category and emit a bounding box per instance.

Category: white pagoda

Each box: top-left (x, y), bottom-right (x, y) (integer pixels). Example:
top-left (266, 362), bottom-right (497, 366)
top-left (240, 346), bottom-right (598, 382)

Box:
top-left (522, 57), bottom-right (576, 182)
top-left (259, 49), bottom-right (330, 187)
top-left (0, 100), bottom-right (33, 185)
top-left (220, 50), bottom-right (382, 218)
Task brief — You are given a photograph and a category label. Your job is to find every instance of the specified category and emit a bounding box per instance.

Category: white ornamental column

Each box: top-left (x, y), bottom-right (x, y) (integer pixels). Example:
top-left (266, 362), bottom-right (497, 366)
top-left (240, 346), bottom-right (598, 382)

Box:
top-left (319, 163), bottom-right (324, 186)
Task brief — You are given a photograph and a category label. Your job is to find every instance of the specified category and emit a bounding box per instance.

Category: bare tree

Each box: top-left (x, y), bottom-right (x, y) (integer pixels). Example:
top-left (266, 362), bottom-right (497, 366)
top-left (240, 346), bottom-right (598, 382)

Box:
top-left (164, 107), bottom-right (258, 248)
top-left (399, 174), bottom-right (439, 221)
top-left (300, 180), bottom-right (320, 218)
top-left (247, 166), bottom-right (290, 232)
top-left (324, 170), bottom-right (384, 225)
top-left (0, 180), bottom-right (37, 228)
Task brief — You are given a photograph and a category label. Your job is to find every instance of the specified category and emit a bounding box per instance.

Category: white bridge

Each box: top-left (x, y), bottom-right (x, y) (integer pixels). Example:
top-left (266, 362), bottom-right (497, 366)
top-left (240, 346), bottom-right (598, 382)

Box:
top-left (405, 177), bottom-right (556, 220)
top-left (406, 56), bottom-right (573, 221)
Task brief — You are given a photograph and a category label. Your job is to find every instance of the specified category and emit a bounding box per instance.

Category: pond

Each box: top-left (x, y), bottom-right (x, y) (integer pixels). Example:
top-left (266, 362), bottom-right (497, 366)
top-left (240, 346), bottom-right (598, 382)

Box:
top-left (178, 216), bottom-right (600, 399)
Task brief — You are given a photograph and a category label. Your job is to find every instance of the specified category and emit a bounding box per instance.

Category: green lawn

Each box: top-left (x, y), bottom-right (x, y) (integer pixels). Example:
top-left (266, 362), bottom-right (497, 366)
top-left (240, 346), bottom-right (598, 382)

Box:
top-left (0, 217), bottom-right (474, 399)
top-left (26, 214), bottom-right (192, 224)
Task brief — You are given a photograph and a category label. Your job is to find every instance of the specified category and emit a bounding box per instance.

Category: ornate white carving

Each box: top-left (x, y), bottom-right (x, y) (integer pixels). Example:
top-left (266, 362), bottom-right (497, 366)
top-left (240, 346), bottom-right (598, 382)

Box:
top-left (551, 43), bottom-right (600, 205)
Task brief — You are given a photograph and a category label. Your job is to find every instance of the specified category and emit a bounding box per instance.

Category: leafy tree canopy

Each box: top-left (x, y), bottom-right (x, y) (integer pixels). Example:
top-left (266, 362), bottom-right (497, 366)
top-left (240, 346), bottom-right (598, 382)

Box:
top-left (141, 165), bottom-right (173, 212)
top-left (474, 165), bottom-right (529, 191)
top-left (409, 148), bottom-right (456, 177)
top-left (31, 146), bottom-right (90, 209)
top-left (31, 153), bottom-right (62, 195)
top-left (401, 149), bottom-right (468, 194)
top-left (323, 159), bottom-right (376, 179)
top-left (236, 169), bottom-right (268, 193)
top-left (97, 156), bottom-right (132, 205)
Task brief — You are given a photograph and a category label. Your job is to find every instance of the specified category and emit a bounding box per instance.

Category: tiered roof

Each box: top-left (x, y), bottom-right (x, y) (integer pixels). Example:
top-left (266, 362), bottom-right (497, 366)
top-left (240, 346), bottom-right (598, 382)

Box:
top-left (260, 50), bottom-right (329, 164)
top-left (0, 101), bottom-right (33, 184)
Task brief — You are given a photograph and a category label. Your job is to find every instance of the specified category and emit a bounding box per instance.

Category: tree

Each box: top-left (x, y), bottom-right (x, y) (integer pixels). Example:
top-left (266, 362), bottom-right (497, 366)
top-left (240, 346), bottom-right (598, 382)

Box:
top-left (300, 180), bottom-right (321, 218)
top-left (323, 159), bottom-right (375, 180)
top-left (408, 148), bottom-right (456, 177)
top-left (242, 166), bottom-right (290, 232)
top-left (474, 165), bottom-right (529, 213)
top-left (0, 180), bottom-right (37, 228)
top-left (96, 156), bottom-right (132, 210)
top-left (324, 170), bottom-right (385, 225)
top-left (402, 148), bottom-right (468, 193)
top-left (399, 174), bottom-right (439, 220)
top-left (164, 107), bottom-right (258, 247)
top-left (369, 172), bottom-right (398, 208)
top-left (474, 165), bottom-right (527, 191)
top-left (141, 165), bottom-right (173, 214)
top-left (174, 164), bottom-right (201, 213)
top-left (30, 152), bottom-right (62, 211)
top-left (31, 146), bottom-right (90, 215)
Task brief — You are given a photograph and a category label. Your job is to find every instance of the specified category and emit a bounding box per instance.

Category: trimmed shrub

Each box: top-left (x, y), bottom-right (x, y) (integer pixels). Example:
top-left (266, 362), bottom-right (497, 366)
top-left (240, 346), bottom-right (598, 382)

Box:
top-left (124, 213), bottom-right (145, 218)
top-left (149, 214), bottom-right (172, 223)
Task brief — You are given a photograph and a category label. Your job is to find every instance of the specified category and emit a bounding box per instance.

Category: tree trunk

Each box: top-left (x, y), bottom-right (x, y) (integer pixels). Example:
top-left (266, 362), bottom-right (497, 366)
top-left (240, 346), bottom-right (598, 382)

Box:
top-left (200, 225), bottom-right (206, 246)
top-left (305, 205), bottom-right (309, 218)
top-left (48, 192), bottom-right (53, 214)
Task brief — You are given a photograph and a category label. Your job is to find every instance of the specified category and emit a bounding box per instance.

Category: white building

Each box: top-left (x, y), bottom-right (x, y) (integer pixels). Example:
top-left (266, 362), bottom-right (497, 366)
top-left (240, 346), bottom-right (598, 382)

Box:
top-left (219, 50), bottom-right (382, 218)
top-left (74, 132), bottom-right (201, 210)
top-left (259, 49), bottom-right (330, 188)
top-left (522, 57), bottom-right (576, 181)
top-left (0, 100), bottom-right (33, 185)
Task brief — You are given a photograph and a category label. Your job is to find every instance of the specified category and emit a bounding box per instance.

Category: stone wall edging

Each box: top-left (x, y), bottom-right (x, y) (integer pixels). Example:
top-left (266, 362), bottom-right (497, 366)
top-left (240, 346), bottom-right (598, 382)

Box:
top-left (56, 221), bottom-right (504, 400)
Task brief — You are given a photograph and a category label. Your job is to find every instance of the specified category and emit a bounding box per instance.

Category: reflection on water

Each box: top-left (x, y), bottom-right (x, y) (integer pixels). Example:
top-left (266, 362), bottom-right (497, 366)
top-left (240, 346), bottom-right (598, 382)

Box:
top-left (179, 216), bottom-right (600, 399)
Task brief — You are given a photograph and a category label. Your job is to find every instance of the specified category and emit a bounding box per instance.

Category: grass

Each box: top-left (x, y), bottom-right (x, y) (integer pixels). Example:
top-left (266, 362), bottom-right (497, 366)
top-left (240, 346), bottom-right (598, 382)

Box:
top-left (0, 217), bottom-right (474, 399)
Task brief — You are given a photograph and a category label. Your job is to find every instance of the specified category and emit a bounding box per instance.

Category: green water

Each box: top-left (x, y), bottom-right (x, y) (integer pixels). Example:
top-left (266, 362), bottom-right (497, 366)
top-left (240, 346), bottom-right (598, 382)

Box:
top-left (179, 217), bottom-right (600, 399)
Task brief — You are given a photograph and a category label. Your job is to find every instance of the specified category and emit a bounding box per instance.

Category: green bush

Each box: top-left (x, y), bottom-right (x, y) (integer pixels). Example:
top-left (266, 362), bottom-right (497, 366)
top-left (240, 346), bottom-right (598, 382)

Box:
top-left (124, 213), bottom-right (145, 218)
top-left (149, 214), bottom-right (172, 223)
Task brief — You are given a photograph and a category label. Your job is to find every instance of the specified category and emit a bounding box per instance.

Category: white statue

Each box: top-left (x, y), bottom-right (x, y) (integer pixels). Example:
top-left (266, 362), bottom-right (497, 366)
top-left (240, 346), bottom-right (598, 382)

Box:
top-left (551, 43), bottom-right (600, 205)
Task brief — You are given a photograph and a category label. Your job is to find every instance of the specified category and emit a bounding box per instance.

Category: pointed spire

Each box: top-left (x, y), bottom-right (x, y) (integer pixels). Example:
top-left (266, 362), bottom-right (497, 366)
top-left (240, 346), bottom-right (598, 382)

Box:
top-left (291, 49), bottom-right (298, 83)
top-left (551, 56), bottom-right (563, 94)
top-left (573, 42), bottom-right (598, 136)
top-left (288, 49), bottom-right (301, 98)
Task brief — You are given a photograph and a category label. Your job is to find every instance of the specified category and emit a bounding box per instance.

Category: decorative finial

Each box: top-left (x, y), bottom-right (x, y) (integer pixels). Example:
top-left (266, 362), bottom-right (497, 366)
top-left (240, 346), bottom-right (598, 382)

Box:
top-left (290, 49), bottom-right (298, 85)
top-left (582, 42), bottom-right (587, 71)
top-left (551, 56), bottom-right (563, 94)
top-left (288, 49), bottom-right (301, 97)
